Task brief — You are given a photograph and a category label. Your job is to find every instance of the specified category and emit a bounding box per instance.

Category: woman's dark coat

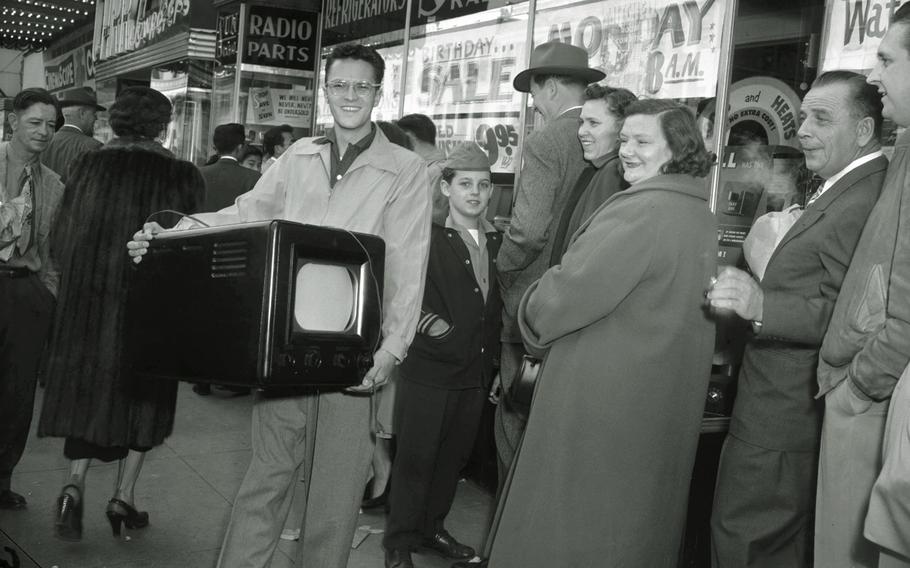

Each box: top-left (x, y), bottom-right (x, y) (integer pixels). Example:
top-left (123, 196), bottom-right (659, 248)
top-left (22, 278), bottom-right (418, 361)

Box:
top-left (39, 143), bottom-right (203, 449)
top-left (487, 174), bottom-right (718, 567)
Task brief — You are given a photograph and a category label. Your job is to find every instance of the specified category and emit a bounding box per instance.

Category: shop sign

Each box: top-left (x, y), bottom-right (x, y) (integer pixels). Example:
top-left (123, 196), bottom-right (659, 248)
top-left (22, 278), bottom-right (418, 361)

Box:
top-left (83, 45), bottom-right (95, 79)
top-left (723, 77), bottom-right (801, 149)
top-left (44, 41), bottom-right (96, 93)
top-left (243, 6), bottom-right (317, 71)
top-left (247, 87), bottom-right (313, 125)
top-left (534, 0), bottom-right (725, 100)
top-left (323, 0), bottom-right (407, 31)
top-left (94, 0), bottom-right (191, 62)
top-left (45, 55), bottom-right (77, 92)
top-left (216, 9), bottom-right (241, 66)
top-left (406, 15), bottom-right (527, 173)
top-left (413, 0), bottom-right (489, 24)
top-left (820, 0), bottom-right (908, 71)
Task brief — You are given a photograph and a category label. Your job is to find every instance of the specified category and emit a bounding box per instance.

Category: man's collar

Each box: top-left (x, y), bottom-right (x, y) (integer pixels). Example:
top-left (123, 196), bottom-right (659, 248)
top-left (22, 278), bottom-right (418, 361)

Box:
top-left (219, 155), bottom-right (239, 163)
top-left (314, 123), bottom-right (377, 150)
top-left (820, 150), bottom-right (884, 192)
top-left (294, 124), bottom-right (400, 174)
top-left (61, 124), bottom-right (84, 134)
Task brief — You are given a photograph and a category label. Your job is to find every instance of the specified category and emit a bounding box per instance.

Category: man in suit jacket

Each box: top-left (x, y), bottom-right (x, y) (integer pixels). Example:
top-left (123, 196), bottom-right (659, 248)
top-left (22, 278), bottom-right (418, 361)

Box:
top-left (0, 89), bottom-right (64, 510)
top-left (41, 88), bottom-right (104, 185)
top-left (815, 8), bottom-right (910, 567)
top-left (200, 123), bottom-right (261, 212)
top-left (494, 42), bottom-right (604, 481)
top-left (708, 71), bottom-right (887, 567)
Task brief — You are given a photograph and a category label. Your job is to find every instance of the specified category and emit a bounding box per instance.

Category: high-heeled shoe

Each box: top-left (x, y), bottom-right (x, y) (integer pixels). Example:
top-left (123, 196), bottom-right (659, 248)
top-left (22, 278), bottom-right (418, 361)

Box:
top-left (54, 484), bottom-right (83, 541)
top-left (105, 498), bottom-right (150, 537)
top-left (361, 480), bottom-right (390, 510)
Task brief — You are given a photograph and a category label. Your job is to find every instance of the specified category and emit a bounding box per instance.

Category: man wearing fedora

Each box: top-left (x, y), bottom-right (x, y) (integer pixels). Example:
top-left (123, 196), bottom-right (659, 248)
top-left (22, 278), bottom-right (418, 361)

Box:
top-left (42, 87), bottom-right (104, 185)
top-left (494, 41), bottom-right (604, 482)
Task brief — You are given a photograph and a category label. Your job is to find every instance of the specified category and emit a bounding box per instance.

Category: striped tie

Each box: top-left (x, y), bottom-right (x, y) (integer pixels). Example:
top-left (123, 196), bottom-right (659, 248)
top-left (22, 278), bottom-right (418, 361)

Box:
top-left (805, 175), bottom-right (825, 207)
top-left (17, 165), bottom-right (35, 255)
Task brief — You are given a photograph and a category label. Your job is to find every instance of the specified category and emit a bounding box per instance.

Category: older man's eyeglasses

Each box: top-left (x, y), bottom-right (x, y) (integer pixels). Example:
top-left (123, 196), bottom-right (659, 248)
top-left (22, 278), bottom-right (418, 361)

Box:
top-left (325, 80), bottom-right (381, 97)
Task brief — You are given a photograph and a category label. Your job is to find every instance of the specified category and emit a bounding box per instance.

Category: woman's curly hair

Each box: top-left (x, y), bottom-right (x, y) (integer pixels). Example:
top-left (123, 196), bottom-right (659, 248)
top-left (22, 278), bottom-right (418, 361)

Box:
top-left (109, 86), bottom-right (172, 140)
top-left (624, 99), bottom-right (714, 178)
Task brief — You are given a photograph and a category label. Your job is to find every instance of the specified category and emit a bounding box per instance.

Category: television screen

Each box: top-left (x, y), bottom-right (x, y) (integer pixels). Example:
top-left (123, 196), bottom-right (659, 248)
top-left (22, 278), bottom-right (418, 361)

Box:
top-left (293, 262), bottom-right (357, 333)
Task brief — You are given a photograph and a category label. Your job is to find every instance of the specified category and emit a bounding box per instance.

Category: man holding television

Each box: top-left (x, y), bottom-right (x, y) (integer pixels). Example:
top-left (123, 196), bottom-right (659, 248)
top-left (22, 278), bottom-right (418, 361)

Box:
top-left (128, 44), bottom-right (431, 568)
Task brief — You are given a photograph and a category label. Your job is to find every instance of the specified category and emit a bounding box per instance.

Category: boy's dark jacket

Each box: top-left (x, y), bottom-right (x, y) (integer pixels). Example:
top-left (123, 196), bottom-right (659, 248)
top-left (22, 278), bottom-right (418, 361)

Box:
top-left (401, 222), bottom-right (502, 389)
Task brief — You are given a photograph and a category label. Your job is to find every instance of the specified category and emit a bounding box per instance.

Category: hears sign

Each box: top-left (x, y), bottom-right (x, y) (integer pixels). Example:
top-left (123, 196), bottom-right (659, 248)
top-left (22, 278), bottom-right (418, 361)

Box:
top-left (243, 6), bottom-right (318, 72)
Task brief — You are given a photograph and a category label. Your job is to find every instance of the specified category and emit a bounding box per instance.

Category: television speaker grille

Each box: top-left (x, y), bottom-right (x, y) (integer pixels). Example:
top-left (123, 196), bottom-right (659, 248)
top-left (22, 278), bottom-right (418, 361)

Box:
top-left (210, 240), bottom-right (249, 278)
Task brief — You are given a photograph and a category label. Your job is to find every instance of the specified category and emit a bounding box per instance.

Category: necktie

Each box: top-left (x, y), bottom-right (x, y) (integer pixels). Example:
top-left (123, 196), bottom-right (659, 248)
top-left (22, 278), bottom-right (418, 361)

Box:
top-left (17, 165), bottom-right (35, 255)
top-left (805, 175), bottom-right (825, 207)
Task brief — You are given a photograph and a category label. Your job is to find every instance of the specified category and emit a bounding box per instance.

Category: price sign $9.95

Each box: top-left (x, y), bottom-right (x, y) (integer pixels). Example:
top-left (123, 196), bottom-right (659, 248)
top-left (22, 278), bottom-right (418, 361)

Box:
top-left (474, 122), bottom-right (518, 170)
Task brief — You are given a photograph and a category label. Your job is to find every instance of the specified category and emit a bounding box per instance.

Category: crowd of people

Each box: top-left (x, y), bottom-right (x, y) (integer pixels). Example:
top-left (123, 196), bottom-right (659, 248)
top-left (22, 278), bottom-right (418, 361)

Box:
top-left (1, 5), bottom-right (910, 568)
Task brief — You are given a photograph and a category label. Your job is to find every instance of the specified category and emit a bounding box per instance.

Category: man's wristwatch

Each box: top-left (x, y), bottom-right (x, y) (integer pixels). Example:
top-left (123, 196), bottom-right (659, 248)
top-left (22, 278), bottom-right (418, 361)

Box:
top-left (751, 320), bottom-right (763, 334)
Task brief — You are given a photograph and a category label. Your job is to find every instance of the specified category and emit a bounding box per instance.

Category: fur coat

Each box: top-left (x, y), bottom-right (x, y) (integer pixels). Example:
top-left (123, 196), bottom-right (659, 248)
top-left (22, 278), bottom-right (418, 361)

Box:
top-left (39, 142), bottom-right (203, 449)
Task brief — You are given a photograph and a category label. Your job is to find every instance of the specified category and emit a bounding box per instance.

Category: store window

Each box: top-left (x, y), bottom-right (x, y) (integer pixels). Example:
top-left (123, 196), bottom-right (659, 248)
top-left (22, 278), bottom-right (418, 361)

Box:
top-left (715, 0), bottom-right (825, 268)
top-left (152, 59), bottom-right (213, 165)
top-left (402, 3), bottom-right (530, 176)
top-left (212, 5), bottom-right (319, 151)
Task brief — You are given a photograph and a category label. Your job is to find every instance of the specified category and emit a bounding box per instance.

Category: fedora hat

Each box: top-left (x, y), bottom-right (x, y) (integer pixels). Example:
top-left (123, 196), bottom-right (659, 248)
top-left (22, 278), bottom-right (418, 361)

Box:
top-left (513, 42), bottom-right (605, 93)
top-left (57, 87), bottom-right (106, 111)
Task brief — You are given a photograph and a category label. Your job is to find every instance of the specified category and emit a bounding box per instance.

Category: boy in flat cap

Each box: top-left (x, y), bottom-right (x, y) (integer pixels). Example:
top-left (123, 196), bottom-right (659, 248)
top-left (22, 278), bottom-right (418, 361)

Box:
top-left (383, 143), bottom-right (502, 568)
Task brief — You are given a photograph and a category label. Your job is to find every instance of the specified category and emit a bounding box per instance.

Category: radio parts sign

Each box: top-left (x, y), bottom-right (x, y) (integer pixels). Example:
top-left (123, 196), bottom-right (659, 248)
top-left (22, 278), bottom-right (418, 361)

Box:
top-left (243, 6), bottom-right (318, 72)
top-left (534, 0), bottom-right (725, 100)
top-left (820, 0), bottom-right (908, 72)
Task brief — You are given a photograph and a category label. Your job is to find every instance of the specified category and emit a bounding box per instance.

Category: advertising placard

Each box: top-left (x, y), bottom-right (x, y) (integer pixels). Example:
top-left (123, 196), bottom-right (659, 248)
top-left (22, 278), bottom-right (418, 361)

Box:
top-left (820, 0), bottom-right (908, 72)
top-left (403, 13), bottom-right (528, 173)
top-left (45, 55), bottom-right (77, 93)
top-left (247, 87), bottom-right (314, 125)
top-left (93, 0), bottom-right (191, 62)
top-left (216, 8), bottom-right (241, 66)
top-left (243, 6), bottom-right (318, 72)
top-left (534, 0), bottom-right (726, 100)
top-left (323, 0), bottom-right (408, 43)
top-left (45, 42), bottom-right (96, 94)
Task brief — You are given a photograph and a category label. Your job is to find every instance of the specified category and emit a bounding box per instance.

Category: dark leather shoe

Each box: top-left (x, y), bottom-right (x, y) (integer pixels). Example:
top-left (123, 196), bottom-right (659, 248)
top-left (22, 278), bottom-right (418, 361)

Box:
top-left (192, 383), bottom-right (211, 395)
top-left (422, 530), bottom-right (475, 559)
top-left (0, 489), bottom-right (27, 510)
top-left (385, 548), bottom-right (415, 568)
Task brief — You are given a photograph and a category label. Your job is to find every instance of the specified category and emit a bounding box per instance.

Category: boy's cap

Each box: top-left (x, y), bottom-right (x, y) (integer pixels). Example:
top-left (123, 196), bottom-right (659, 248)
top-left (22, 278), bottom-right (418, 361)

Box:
top-left (445, 143), bottom-right (491, 172)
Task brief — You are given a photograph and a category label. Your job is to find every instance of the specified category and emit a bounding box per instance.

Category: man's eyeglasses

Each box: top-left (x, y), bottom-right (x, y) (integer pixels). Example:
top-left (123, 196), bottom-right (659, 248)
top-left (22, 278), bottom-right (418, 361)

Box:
top-left (325, 80), bottom-right (381, 97)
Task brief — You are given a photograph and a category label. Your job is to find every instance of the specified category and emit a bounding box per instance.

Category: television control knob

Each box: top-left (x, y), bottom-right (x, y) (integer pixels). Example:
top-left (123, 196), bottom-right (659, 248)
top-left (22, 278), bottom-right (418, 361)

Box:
top-left (303, 350), bottom-right (322, 368)
top-left (333, 353), bottom-right (350, 368)
top-left (284, 354), bottom-right (297, 368)
top-left (358, 353), bottom-right (373, 371)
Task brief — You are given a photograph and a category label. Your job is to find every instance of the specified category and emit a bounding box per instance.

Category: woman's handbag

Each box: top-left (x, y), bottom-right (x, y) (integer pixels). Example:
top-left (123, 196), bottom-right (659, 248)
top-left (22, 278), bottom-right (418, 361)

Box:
top-left (505, 355), bottom-right (543, 419)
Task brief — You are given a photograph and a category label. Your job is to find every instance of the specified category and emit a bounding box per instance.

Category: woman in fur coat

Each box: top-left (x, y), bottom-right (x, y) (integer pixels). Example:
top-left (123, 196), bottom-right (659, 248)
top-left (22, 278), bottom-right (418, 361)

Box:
top-left (38, 87), bottom-right (204, 541)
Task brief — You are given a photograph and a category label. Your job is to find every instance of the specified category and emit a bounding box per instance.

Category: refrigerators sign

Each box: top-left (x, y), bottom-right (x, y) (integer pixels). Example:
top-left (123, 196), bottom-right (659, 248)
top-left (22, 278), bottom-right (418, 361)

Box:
top-left (243, 6), bottom-right (318, 71)
top-left (323, 0), bottom-right (407, 29)
top-left (534, 0), bottom-right (725, 99)
top-left (323, 0), bottom-right (491, 32)
top-left (820, 0), bottom-right (908, 71)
